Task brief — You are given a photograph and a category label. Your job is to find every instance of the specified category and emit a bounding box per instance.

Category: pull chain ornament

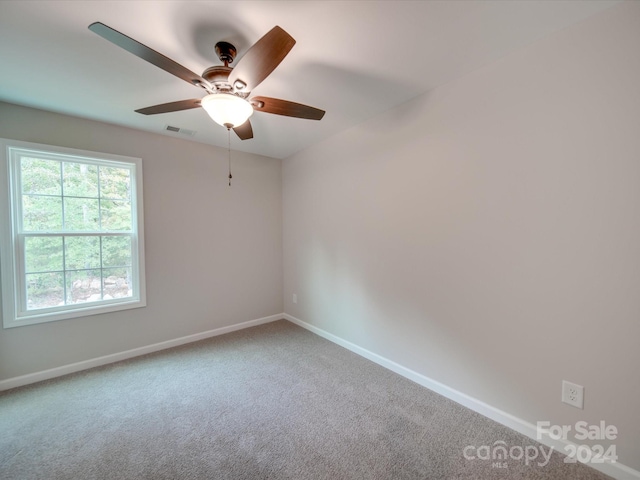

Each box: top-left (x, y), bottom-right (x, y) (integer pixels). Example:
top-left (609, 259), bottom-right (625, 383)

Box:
top-left (225, 124), bottom-right (232, 186)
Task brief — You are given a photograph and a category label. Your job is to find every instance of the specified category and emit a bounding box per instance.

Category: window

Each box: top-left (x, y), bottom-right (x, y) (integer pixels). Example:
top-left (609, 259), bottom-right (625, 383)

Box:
top-left (0, 139), bottom-right (146, 328)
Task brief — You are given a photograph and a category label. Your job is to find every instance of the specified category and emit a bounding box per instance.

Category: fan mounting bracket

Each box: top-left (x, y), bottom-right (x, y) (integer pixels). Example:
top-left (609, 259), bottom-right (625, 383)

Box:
top-left (215, 41), bottom-right (237, 66)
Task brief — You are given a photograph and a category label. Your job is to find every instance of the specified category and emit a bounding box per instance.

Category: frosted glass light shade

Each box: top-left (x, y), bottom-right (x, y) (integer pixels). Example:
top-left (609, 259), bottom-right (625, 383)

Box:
top-left (201, 93), bottom-right (254, 128)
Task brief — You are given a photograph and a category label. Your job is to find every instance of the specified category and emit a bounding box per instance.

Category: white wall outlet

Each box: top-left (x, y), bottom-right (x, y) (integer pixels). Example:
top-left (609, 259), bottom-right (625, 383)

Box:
top-left (292, 293), bottom-right (297, 304)
top-left (562, 380), bottom-right (584, 409)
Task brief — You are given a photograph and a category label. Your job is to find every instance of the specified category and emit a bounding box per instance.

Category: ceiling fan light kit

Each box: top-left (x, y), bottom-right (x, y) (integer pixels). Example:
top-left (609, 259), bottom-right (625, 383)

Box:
top-left (201, 93), bottom-right (254, 129)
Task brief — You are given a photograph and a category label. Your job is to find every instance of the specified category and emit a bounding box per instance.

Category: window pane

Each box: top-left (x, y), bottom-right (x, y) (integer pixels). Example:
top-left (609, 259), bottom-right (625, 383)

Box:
top-left (26, 272), bottom-right (64, 310)
top-left (66, 269), bottom-right (102, 304)
top-left (65, 236), bottom-right (101, 270)
top-left (102, 236), bottom-right (131, 267)
top-left (103, 267), bottom-right (132, 300)
top-left (64, 197), bottom-right (100, 230)
top-left (63, 162), bottom-right (98, 198)
top-left (21, 157), bottom-right (61, 195)
top-left (22, 195), bottom-right (63, 231)
top-left (24, 236), bottom-right (63, 273)
top-left (101, 200), bottom-right (131, 231)
top-left (100, 166), bottom-right (130, 200)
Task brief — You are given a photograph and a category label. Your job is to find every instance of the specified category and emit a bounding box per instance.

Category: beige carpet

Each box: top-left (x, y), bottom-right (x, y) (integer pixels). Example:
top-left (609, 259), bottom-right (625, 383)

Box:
top-left (0, 320), bottom-right (612, 479)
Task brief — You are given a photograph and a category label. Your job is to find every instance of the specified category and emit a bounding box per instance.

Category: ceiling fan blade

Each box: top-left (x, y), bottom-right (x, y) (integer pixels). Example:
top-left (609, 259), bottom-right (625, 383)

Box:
top-left (233, 119), bottom-right (254, 140)
top-left (229, 26), bottom-right (295, 92)
top-left (135, 99), bottom-right (202, 115)
top-left (251, 96), bottom-right (325, 120)
top-left (89, 22), bottom-right (209, 90)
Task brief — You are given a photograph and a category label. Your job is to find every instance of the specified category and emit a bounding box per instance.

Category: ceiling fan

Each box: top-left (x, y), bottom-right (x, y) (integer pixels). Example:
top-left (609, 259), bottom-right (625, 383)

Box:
top-left (88, 22), bottom-right (325, 140)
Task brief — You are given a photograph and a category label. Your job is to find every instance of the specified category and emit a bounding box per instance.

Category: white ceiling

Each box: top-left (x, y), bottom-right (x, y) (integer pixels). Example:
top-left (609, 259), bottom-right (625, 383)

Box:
top-left (0, 0), bottom-right (620, 159)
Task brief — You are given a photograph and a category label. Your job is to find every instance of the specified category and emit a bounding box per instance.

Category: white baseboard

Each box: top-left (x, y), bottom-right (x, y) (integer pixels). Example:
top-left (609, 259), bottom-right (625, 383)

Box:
top-left (283, 313), bottom-right (640, 480)
top-left (0, 313), bottom-right (283, 392)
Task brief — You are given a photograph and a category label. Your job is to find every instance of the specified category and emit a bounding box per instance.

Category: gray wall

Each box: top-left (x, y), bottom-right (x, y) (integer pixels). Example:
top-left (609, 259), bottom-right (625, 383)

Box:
top-left (0, 101), bottom-right (283, 380)
top-left (283, 2), bottom-right (640, 470)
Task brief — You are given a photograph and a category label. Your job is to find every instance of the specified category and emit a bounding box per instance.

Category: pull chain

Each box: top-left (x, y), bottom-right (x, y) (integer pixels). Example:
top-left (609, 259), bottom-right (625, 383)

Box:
top-left (227, 127), bottom-right (232, 186)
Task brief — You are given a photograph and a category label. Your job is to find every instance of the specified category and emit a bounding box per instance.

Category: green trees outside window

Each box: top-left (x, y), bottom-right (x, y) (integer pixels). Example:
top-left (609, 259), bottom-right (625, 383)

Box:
top-left (20, 158), bottom-right (134, 309)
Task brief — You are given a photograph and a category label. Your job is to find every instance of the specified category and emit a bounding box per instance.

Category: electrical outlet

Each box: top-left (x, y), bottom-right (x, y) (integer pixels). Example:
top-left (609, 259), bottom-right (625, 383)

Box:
top-left (292, 293), bottom-right (297, 304)
top-left (562, 380), bottom-right (584, 409)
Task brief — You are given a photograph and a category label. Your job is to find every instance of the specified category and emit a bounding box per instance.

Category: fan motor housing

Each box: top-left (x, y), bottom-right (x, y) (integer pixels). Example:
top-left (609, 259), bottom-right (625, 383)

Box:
top-left (202, 65), bottom-right (232, 84)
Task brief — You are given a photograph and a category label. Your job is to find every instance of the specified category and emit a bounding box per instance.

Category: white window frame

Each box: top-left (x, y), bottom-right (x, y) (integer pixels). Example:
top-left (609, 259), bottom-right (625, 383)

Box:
top-left (0, 139), bottom-right (146, 328)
